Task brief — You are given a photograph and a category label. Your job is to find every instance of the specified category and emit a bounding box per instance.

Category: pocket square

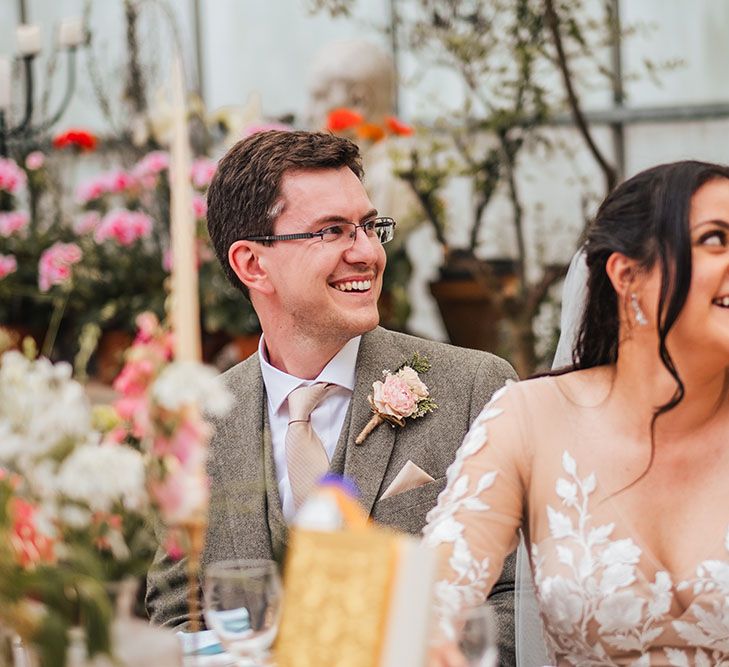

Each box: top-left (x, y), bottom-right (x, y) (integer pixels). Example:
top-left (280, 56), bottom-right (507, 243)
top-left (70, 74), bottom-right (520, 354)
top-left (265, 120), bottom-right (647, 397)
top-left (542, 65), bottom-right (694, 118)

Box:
top-left (380, 460), bottom-right (434, 500)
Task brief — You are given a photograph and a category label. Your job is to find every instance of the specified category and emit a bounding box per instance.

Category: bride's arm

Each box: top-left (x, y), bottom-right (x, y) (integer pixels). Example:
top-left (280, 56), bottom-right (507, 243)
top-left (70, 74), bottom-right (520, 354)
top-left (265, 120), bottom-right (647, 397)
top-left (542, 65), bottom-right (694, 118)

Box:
top-left (423, 382), bottom-right (528, 658)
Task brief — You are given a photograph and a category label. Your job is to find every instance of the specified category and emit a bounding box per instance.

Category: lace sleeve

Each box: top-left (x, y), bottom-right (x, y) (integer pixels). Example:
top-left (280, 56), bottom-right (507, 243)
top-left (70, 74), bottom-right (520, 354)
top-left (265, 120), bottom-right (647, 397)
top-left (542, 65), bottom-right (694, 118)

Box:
top-left (422, 382), bottom-right (527, 642)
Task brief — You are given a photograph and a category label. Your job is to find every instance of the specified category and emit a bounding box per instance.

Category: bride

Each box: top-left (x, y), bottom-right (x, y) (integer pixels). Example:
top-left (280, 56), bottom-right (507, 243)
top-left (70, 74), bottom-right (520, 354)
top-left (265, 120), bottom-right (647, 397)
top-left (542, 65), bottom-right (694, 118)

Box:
top-left (425, 160), bottom-right (729, 666)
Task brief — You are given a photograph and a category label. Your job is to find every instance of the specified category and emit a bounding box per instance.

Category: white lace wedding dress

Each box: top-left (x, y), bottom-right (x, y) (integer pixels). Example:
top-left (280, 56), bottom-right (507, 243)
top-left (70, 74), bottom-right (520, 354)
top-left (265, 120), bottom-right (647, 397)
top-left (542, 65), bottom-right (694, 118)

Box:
top-left (423, 378), bottom-right (729, 666)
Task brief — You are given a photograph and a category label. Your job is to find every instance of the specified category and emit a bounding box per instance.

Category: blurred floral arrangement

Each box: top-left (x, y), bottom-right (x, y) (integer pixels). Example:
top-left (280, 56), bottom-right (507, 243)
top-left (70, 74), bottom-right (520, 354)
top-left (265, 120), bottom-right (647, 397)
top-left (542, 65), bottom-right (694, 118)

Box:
top-left (0, 134), bottom-right (260, 380)
top-left (0, 312), bottom-right (231, 666)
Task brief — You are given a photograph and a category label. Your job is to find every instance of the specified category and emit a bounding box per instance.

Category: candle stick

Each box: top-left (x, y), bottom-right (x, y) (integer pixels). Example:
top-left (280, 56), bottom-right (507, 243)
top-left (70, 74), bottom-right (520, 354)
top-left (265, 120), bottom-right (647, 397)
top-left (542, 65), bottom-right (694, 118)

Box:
top-left (0, 58), bottom-right (10, 111)
top-left (16, 24), bottom-right (41, 56)
top-left (169, 55), bottom-right (201, 362)
top-left (58, 17), bottom-right (84, 49)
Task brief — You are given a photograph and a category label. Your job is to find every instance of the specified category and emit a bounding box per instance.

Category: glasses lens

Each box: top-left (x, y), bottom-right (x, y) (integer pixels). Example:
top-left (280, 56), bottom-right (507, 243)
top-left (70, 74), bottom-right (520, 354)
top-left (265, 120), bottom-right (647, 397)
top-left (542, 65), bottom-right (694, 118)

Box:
top-left (376, 219), bottom-right (395, 244)
top-left (319, 225), bottom-right (344, 243)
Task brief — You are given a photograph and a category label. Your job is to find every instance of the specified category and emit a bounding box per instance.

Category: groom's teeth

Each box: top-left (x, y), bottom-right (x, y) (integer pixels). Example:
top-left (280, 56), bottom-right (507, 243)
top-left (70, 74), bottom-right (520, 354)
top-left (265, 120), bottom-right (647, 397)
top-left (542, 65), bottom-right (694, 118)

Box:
top-left (333, 280), bottom-right (372, 292)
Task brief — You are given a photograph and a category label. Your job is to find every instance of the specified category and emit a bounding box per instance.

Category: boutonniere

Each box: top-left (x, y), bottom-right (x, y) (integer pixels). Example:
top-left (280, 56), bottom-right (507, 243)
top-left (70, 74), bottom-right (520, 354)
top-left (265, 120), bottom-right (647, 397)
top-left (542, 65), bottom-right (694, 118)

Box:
top-left (355, 353), bottom-right (437, 445)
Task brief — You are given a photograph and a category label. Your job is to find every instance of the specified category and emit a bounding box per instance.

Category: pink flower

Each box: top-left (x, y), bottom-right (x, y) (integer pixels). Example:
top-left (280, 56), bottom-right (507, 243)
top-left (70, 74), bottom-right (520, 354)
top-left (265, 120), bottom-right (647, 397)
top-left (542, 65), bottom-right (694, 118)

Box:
top-left (0, 211), bottom-right (30, 237)
top-left (104, 169), bottom-right (135, 194)
top-left (134, 151), bottom-right (169, 177)
top-left (0, 158), bottom-right (27, 194)
top-left (396, 366), bottom-right (429, 399)
top-left (190, 158), bottom-right (217, 189)
top-left (0, 254), bottom-right (17, 279)
top-left (192, 194), bottom-right (207, 219)
top-left (152, 416), bottom-right (209, 466)
top-left (113, 358), bottom-right (156, 397)
top-left (149, 458), bottom-right (209, 525)
top-left (9, 497), bottom-right (56, 568)
top-left (135, 311), bottom-right (160, 343)
top-left (25, 151), bottom-right (45, 171)
top-left (38, 241), bottom-right (82, 292)
top-left (73, 210), bottom-right (101, 235)
top-left (372, 374), bottom-right (418, 419)
top-left (94, 209), bottom-right (153, 246)
top-left (75, 175), bottom-right (108, 203)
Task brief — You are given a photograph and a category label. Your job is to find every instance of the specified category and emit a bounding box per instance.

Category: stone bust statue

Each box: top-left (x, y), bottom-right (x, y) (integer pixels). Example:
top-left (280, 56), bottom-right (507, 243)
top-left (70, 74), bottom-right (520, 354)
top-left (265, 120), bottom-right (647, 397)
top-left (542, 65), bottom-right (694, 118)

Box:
top-left (304, 39), bottom-right (396, 130)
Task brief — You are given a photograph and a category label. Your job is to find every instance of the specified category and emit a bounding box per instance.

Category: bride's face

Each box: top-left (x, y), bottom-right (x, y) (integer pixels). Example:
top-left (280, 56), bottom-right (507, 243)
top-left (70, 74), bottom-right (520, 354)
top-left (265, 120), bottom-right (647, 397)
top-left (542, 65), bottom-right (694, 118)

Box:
top-left (666, 178), bottom-right (729, 366)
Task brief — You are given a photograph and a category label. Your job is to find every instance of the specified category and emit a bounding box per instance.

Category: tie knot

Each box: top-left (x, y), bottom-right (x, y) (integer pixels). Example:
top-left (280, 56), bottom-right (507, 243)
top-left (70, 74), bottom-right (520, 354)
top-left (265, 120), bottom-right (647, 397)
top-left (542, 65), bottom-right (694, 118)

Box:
top-left (287, 383), bottom-right (332, 423)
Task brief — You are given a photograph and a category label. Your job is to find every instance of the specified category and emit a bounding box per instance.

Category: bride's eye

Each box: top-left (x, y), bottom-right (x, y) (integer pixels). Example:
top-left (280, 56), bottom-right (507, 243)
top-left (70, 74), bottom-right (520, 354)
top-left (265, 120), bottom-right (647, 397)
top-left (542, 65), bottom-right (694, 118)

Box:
top-left (698, 229), bottom-right (728, 247)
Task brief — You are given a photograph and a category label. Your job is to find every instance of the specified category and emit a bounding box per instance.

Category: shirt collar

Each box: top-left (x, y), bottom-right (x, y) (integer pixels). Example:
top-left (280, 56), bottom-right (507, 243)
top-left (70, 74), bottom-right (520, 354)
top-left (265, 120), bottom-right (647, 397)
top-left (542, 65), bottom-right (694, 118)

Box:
top-left (258, 334), bottom-right (361, 415)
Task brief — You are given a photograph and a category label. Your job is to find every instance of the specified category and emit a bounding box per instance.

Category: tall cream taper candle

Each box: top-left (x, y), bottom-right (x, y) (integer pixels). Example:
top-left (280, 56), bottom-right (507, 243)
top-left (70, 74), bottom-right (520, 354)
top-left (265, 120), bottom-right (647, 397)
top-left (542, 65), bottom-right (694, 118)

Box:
top-left (169, 56), bottom-right (201, 362)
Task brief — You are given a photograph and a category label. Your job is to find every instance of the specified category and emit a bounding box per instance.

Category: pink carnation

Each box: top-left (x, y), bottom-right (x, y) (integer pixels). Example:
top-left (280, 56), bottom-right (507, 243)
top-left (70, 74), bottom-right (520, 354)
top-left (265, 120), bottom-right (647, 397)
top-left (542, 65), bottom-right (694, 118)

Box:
top-left (0, 211), bottom-right (30, 237)
top-left (38, 241), bottom-right (82, 292)
top-left (75, 175), bottom-right (108, 203)
top-left (396, 366), bottom-right (429, 399)
top-left (192, 194), bottom-right (207, 219)
top-left (73, 211), bottom-right (101, 235)
top-left (0, 254), bottom-right (17, 279)
top-left (25, 151), bottom-right (45, 171)
top-left (372, 374), bottom-right (418, 419)
top-left (94, 209), bottom-right (153, 246)
top-left (104, 169), bottom-right (135, 194)
top-left (134, 151), bottom-right (169, 177)
top-left (190, 158), bottom-right (217, 189)
top-left (0, 158), bottom-right (26, 194)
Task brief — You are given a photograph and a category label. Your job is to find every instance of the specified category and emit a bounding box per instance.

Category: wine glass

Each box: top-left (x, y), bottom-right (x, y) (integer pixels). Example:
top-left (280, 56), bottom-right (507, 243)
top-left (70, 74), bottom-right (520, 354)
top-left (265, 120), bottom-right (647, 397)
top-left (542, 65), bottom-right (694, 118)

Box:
top-left (457, 605), bottom-right (499, 667)
top-left (203, 559), bottom-right (282, 666)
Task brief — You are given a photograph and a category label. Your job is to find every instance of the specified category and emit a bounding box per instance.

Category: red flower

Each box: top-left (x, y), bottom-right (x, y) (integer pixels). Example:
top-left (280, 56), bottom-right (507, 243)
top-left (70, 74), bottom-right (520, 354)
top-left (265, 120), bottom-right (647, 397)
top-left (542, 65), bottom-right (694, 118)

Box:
top-left (52, 128), bottom-right (98, 152)
top-left (326, 108), bottom-right (364, 132)
top-left (385, 116), bottom-right (414, 136)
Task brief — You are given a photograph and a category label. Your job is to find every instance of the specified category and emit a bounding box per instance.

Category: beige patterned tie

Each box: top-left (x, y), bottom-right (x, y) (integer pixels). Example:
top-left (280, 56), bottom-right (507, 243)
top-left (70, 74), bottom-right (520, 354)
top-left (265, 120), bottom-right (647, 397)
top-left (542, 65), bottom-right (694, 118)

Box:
top-left (285, 383), bottom-right (334, 510)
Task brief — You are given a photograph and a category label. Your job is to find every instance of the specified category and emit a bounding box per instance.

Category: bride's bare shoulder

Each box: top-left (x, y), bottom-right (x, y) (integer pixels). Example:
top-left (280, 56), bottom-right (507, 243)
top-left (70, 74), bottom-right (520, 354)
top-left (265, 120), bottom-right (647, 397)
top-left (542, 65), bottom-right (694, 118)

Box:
top-left (510, 366), bottom-right (615, 405)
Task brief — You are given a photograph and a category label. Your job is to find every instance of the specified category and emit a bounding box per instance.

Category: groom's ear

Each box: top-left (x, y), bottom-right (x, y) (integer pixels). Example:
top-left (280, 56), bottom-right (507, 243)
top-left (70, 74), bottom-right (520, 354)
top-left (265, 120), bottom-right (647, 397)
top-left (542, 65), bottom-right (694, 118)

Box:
top-left (228, 240), bottom-right (275, 296)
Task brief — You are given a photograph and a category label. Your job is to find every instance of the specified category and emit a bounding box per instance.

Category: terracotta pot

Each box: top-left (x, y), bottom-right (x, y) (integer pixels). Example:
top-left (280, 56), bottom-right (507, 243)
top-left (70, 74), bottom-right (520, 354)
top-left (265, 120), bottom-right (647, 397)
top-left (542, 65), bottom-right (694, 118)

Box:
top-left (430, 278), bottom-right (502, 351)
top-left (429, 256), bottom-right (516, 352)
top-left (95, 330), bottom-right (134, 385)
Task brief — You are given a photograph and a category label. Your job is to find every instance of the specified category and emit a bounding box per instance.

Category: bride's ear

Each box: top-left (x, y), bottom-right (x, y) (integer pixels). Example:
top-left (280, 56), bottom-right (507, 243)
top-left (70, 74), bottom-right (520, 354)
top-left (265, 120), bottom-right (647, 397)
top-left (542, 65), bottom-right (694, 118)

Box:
top-left (228, 240), bottom-right (275, 296)
top-left (605, 252), bottom-right (640, 299)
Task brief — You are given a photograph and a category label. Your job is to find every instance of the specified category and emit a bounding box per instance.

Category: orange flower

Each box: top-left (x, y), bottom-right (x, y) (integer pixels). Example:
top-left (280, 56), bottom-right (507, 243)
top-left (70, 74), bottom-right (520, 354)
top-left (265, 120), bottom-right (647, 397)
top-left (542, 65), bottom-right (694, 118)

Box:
top-left (356, 123), bottom-right (386, 142)
top-left (385, 116), bottom-right (414, 136)
top-left (52, 128), bottom-right (98, 152)
top-left (326, 108), bottom-right (364, 132)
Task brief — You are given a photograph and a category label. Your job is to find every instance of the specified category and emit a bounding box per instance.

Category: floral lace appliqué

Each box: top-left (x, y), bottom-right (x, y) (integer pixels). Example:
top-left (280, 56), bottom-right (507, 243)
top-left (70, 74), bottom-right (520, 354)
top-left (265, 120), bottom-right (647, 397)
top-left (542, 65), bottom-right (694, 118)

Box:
top-left (423, 384), bottom-right (510, 640)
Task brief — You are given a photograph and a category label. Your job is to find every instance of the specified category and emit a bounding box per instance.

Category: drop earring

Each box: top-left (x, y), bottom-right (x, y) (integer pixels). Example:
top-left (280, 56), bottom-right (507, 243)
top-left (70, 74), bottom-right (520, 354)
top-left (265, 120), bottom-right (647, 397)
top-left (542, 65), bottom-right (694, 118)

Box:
top-left (630, 292), bottom-right (647, 326)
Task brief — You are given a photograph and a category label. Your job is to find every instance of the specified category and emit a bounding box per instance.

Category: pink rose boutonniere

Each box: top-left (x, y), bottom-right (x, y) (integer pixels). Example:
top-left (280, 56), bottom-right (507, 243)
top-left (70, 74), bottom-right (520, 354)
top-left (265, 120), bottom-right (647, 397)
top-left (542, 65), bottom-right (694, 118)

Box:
top-left (355, 353), bottom-right (437, 445)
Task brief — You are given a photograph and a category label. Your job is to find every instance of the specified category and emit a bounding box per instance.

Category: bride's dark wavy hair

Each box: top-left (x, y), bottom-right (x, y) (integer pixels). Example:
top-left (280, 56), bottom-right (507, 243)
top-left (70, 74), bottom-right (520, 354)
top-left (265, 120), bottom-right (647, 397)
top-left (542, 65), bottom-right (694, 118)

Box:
top-left (572, 160), bottom-right (729, 478)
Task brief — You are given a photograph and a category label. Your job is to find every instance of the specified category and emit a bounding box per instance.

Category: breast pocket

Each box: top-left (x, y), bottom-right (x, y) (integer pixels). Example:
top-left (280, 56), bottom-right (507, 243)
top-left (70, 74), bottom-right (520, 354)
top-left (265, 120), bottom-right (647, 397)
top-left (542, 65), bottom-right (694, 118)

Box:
top-left (370, 477), bottom-right (447, 535)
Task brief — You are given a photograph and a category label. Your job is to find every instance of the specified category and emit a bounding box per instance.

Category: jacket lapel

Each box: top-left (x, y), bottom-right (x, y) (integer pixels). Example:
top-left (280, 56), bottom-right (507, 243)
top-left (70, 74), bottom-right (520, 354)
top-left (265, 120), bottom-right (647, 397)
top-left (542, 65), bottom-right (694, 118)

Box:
top-left (263, 408), bottom-right (288, 564)
top-left (343, 328), bottom-right (401, 515)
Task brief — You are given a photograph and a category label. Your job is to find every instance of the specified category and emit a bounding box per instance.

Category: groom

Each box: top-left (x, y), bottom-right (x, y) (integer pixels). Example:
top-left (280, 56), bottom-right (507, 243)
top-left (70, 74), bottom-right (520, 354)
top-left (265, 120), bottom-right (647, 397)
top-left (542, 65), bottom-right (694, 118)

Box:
top-left (146, 130), bottom-right (518, 662)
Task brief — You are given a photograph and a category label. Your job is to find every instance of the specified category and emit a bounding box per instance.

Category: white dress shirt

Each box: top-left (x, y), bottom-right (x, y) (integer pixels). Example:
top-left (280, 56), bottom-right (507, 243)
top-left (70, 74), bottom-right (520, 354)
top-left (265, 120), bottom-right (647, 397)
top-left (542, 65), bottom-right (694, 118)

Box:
top-left (258, 335), bottom-right (360, 522)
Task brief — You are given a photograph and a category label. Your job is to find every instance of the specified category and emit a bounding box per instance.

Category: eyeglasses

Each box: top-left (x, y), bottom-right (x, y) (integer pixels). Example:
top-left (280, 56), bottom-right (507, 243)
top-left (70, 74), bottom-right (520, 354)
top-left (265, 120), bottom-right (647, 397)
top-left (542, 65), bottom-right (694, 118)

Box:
top-left (242, 216), bottom-right (396, 247)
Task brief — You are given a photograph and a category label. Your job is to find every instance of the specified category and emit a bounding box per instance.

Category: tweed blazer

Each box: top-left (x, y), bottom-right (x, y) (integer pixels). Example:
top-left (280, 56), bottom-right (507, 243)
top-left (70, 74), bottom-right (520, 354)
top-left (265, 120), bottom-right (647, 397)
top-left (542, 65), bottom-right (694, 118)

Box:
top-left (146, 326), bottom-right (518, 662)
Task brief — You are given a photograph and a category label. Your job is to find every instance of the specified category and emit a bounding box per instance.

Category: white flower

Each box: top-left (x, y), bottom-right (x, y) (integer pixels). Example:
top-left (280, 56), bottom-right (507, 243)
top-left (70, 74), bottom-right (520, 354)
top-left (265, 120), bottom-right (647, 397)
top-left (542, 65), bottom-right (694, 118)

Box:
top-left (56, 444), bottom-right (147, 513)
top-left (547, 506), bottom-right (574, 539)
top-left (556, 478), bottom-right (578, 506)
top-left (600, 538), bottom-right (641, 566)
top-left (647, 571), bottom-right (673, 618)
top-left (152, 361), bottom-right (233, 416)
top-left (595, 591), bottom-right (645, 633)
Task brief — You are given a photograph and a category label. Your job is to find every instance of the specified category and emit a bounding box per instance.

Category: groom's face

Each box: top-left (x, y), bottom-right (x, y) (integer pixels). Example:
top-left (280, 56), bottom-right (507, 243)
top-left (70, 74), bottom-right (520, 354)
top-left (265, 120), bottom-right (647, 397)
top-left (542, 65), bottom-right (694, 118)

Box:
top-left (259, 166), bottom-right (386, 345)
